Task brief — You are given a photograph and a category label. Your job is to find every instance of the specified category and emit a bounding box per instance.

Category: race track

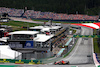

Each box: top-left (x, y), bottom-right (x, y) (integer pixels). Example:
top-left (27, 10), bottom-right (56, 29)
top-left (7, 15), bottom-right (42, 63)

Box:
top-left (61, 26), bottom-right (95, 67)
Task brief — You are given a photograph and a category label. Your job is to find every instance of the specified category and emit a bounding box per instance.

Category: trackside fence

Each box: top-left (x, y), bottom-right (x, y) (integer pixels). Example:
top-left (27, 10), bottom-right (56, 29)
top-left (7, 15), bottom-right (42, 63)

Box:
top-left (63, 38), bottom-right (78, 58)
top-left (0, 59), bottom-right (42, 64)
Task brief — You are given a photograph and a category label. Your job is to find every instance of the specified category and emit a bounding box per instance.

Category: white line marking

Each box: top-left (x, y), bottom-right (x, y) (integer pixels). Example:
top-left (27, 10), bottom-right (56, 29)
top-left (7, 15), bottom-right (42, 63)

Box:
top-left (64, 28), bottom-right (85, 61)
top-left (65, 38), bottom-right (82, 60)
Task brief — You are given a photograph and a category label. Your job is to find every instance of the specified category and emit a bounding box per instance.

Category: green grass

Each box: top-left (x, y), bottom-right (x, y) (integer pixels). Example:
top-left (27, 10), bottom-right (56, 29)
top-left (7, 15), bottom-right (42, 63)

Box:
top-left (70, 29), bottom-right (76, 34)
top-left (94, 38), bottom-right (100, 53)
top-left (33, 19), bottom-right (62, 23)
top-left (73, 30), bottom-right (76, 34)
top-left (93, 29), bottom-right (98, 35)
top-left (1, 21), bottom-right (41, 31)
top-left (32, 19), bottom-right (96, 24)
top-left (93, 29), bottom-right (100, 53)
top-left (2, 21), bottom-right (41, 27)
top-left (33, 19), bottom-right (48, 22)
top-left (32, 19), bottom-right (73, 23)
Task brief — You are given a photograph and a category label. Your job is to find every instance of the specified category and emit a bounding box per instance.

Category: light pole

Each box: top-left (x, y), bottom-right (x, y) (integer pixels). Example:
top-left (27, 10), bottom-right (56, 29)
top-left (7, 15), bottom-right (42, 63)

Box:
top-left (15, 51), bottom-right (16, 59)
top-left (0, 50), bottom-right (1, 58)
top-left (72, 37), bottom-right (75, 44)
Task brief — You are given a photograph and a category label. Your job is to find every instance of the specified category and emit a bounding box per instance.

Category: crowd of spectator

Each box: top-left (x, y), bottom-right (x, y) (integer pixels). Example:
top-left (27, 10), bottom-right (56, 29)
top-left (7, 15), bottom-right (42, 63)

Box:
top-left (22, 10), bottom-right (100, 21)
top-left (0, 7), bottom-right (99, 21)
top-left (0, 7), bottom-right (24, 17)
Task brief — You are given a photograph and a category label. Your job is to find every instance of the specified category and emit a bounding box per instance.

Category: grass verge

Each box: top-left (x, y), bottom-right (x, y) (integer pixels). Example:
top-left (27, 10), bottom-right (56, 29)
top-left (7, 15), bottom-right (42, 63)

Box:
top-left (32, 19), bottom-right (74, 23)
top-left (32, 19), bottom-right (96, 24)
top-left (93, 29), bottom-right (100, 53)
top-left (1, 21), bottom-right (41, 31)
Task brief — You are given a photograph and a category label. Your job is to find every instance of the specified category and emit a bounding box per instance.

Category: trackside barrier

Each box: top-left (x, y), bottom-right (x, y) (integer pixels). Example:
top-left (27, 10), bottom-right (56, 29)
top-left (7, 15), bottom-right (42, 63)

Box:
top-left (93, 53), bottom-right (100, 67)
top-left (0, 59), bottom-right (42, 64)
top-left (56, 38), bottom-right (72, 56)
top-left (0, 59), bottom-right (10, 63)
top-left (63, 38), bottom-right (78, 58)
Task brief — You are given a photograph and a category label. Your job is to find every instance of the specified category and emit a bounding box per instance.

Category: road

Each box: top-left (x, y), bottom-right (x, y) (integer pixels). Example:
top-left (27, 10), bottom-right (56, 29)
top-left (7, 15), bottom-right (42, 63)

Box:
top-left (61, 26), bottom-right (95, 67)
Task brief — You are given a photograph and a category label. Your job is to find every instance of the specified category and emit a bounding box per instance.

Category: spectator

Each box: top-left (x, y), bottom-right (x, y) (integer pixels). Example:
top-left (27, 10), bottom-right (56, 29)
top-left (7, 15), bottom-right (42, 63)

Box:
top-left (0, 7), bottom-right (99, 21)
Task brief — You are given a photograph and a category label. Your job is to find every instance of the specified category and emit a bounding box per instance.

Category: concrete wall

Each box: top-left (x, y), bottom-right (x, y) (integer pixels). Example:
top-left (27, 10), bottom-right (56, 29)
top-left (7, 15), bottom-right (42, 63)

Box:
top-left (22, 51), bottom-right (53, 60)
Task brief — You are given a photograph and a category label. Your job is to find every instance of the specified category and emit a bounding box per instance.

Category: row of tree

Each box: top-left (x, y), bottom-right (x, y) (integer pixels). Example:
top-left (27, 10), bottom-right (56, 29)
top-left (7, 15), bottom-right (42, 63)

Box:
top-left (0, 0), bottom-right (100, 15)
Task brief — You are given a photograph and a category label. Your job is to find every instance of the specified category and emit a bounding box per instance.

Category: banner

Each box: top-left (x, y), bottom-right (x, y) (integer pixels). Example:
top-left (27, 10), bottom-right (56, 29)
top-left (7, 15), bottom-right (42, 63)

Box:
top-left (24, 41), bottom-right (34, 48)
top-left (8, 40), bottom-right (34, 48)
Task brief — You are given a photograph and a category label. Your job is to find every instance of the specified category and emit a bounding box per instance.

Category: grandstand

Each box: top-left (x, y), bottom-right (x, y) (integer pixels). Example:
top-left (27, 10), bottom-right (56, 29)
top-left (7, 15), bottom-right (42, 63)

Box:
top-left (0, 7), bottom-right (24, 17)
top-left (0, 7), bottom-right (99, 22)
top-left (7, 23), bottom-right (68, 59)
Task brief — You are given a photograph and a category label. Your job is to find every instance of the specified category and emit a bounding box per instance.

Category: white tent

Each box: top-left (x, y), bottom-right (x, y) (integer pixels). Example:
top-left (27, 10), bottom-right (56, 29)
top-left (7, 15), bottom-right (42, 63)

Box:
top-left (0, 45), bottom-right (21, 59)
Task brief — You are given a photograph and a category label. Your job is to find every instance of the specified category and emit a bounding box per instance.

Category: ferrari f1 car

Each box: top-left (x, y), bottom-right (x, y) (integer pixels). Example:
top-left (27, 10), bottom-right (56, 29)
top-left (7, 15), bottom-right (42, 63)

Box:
top-left (54, 60), bottom-right (70, 65)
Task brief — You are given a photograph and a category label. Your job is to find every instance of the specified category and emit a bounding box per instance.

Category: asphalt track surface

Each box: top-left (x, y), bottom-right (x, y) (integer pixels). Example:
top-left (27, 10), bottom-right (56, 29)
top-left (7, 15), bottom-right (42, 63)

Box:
top-left (61, 27), bottom-right (95, 67)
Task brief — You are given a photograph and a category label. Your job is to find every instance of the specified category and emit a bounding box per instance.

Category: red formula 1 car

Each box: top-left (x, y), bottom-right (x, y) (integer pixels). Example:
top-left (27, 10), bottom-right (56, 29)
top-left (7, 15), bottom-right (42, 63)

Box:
top-left (54, 60), bottom-right (70, 65)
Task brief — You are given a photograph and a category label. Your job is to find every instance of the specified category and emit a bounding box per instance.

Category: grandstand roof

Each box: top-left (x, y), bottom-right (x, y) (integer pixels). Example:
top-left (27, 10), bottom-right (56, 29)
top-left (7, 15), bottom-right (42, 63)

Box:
top-left (41, 28), bottom-right (50, 32)
top-left (34, 34), bottom-right (54, 42)
top-left (0, 28), bottom-right (6, 31)
top-left (8, 31), bottom-right (39, 35)
top-left (29, 26), bottom-right (46, 29)
top-left (30, 26), bottom-right (61, 32)
top-left (50, 26), bottom-right (61, 29)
